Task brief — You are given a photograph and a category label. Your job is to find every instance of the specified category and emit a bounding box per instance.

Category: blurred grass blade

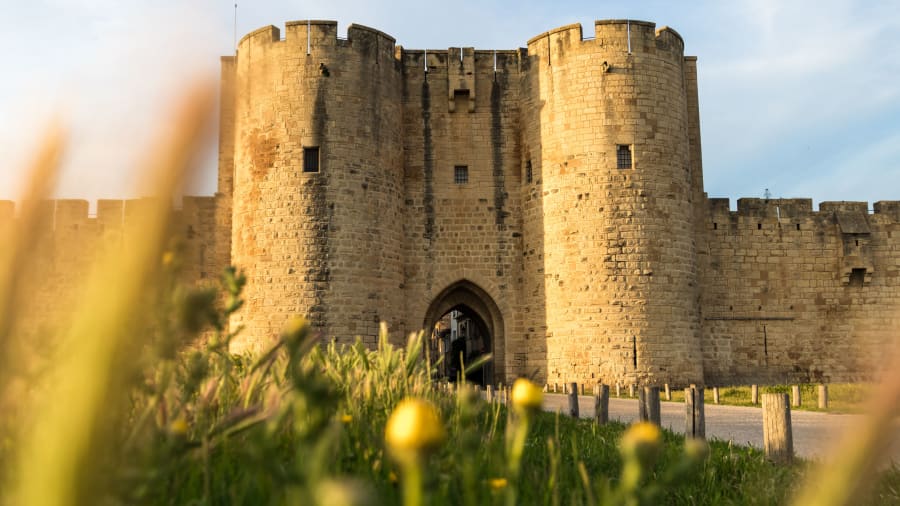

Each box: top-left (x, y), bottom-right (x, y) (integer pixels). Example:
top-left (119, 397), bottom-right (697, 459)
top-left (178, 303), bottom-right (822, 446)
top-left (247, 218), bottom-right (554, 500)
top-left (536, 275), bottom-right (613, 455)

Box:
top-left (792, 330), bottom-right (900, 506)
top-left (463, 353), bottom-right (492, 377)
top-left (11, 81), bottom-right (215, 506)
top-left (0, 125), bottom-right (63, 361)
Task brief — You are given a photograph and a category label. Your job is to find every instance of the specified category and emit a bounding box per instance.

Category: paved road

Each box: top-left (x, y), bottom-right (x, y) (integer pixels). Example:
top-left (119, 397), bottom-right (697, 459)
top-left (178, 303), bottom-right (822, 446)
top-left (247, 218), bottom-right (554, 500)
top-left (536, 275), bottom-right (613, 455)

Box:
top-left (541, 393), bottom-right (900, 463)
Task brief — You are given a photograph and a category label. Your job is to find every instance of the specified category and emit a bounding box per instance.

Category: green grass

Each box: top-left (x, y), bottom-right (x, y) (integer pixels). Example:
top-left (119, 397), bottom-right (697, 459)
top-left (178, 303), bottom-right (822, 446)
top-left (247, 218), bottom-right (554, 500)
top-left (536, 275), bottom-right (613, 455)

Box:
top-left (655, 383), bottom-right (872, 413)
top-left (2, 267), bottom-right (897, 505)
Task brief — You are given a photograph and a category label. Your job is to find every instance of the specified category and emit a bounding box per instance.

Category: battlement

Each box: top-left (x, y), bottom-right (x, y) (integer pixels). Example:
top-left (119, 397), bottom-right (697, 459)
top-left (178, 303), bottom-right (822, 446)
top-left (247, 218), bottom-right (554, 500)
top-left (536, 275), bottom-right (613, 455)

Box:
top-left (708, 197), bottom-right (900, 223)
top-left (237, 20), bottom-right (399, 64)
top-left (525, 19), bottom-right (684, 56)
top-left (399, 48), bottom-right (522, 72)
top-left (0, 197), bottom-right (218, 230)
top-left (528, 19), bottom-right (684, 69)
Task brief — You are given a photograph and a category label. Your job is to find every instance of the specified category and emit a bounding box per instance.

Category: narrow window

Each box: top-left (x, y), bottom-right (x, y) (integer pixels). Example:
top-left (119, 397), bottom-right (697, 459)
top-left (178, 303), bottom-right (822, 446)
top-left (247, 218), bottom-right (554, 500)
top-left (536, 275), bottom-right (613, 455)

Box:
top-left (713, 222), bottom-right (718, 230)
top-left (616, 144), bottom-right (632, 169)
top-left (757, 223), bottom-right (762, 230)
top-left (849, 268), bottom-right (866, 287)
top-left (303, 147), bottom-right (320, 173)
top-left (454, 165), bottom-right (468, 184)
top-left (525, 160), bottom-right (533, 184)
top-left (796, 223), bottom-right (801, 231)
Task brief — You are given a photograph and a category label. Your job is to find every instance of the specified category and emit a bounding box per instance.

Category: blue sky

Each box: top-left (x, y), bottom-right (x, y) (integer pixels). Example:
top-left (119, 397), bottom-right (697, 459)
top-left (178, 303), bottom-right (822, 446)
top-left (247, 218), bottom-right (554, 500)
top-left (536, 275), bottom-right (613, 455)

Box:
top-left (2, 0), bottom-right (898, 209)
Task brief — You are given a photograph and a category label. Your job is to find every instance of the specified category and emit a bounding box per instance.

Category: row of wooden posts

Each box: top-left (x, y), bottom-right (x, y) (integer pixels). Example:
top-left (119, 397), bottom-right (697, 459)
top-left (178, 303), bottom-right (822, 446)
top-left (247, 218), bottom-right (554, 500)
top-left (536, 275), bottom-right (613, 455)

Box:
top-left (545, 381), bottom-right (830, 410)
top-left (450, 381), bottom-right (807, 464)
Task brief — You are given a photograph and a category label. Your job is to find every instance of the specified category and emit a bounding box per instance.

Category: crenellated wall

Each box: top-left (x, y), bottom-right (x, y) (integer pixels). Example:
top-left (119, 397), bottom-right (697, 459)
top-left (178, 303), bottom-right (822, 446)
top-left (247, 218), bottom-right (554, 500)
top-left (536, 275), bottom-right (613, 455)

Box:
top-left (700, 198), bottom-right (900, 384)
top-left (1, 197), bottom-right (223, 337)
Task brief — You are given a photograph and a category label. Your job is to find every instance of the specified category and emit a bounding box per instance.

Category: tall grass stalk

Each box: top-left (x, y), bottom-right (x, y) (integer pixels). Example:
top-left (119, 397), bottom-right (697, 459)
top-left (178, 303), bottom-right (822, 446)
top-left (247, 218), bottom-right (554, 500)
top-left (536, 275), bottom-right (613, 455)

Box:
top-left (8, 82), bottom-right (215, 506)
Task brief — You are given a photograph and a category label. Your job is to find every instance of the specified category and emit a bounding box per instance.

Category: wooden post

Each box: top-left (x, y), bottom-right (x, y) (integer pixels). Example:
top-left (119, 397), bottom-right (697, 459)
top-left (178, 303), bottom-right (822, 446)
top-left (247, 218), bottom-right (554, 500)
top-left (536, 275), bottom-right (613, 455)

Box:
top-left (818, 384), bottom-right (828, 410)
top-left (685, 386), bottom-right (705, 439)
top-left (713, 386), bottom-right (720, 404)
top-left (629, 383), bottom-right (636, 398)
top-left (664, 383), bottom-right (671, 401)
top-left (568, 382), bottom-right (579, 418)
top-left (486, 384), bottom-right (494, 403)
top-left (751, 384), bottom-right (759, 405)
top-left (762, 393), bottom-right (793, 464)
top-left (595, 383), bottom-right (609, 425)
top-left (638, 386), bottom-right (647, 421)
top-left (791, 385), bottom-right (801, 407)
top-left (642, 386), bottom-right (661, 425)
top-left (615, 383), bottom-right (621, 398)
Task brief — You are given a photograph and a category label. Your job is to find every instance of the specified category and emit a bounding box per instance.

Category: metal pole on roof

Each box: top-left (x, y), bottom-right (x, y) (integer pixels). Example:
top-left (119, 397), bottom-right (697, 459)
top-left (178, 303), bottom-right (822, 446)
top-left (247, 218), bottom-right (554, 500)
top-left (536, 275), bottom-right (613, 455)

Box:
top-left (627, 20), bottom-right (631, 54)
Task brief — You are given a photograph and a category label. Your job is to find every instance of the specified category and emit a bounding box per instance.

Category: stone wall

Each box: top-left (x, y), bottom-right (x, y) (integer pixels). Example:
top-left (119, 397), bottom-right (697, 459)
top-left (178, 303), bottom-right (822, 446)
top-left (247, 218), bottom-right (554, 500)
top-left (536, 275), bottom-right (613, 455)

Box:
top-left (0, 198), bottom-right (222, 337)
top-left (399, 46), bottom-right (525, 381)
top-left (700, 198), bottom-right (900, 384)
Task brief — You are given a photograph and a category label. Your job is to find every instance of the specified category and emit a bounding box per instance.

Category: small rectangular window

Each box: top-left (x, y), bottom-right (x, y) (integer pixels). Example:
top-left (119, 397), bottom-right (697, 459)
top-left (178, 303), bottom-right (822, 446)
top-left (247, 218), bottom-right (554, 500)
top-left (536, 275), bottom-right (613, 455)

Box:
top-left (454, 165), bottom-right (468, 184)
top-left (303, 147), bottom-right (320, 173)
top-left (849, 268), bottom-right (866, 287)
top-left (525, 160), bottom-right (533, 184)
top-left (616, 144), bottom-right (632, 169)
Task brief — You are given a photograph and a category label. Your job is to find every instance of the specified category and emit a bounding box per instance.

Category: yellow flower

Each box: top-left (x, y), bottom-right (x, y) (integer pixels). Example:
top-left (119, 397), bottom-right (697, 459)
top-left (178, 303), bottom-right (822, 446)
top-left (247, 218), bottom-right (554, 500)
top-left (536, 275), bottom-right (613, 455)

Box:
top-left (683, 438), bottom-right (710, 464)
top-left (283, 316), bottom-right (308, 337)
top-left (511, 378), bottom-right (543, 414)
top-left (169, 417), bottom-right (188, 436)
top-left (385, 398), bottom-right (446, 463)
top-left (161, 251), bottom-right (175, 266)
top-left (341, 414), bottom-right (353, 424)
top-left (488, 478), bottom-right (508, 490)
top-left (388, 471), bottom-right (398, 483)
top-left (619, 422), bottom-right (662, 468)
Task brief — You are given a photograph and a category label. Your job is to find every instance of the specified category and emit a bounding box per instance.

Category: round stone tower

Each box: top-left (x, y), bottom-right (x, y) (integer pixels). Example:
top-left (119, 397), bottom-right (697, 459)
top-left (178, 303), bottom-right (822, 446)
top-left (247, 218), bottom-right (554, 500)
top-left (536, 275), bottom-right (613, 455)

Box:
top-left (522, 20), bottom-right (703, 385)
top-left (229, 21), bottom-right (405, 349)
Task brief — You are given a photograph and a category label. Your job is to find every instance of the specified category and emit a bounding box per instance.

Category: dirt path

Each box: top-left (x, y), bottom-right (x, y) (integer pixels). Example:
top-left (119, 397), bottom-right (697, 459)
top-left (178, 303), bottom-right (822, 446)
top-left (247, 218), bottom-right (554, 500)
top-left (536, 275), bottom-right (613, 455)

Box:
top-left (541, 393), bottom-right (900, 463)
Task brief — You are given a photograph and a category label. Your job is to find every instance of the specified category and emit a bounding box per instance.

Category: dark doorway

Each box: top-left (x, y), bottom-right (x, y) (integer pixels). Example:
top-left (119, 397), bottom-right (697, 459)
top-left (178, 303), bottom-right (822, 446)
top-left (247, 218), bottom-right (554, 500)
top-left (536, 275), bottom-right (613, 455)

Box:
top-left (423, 280), bottom-right (505, 386)
top-left (430, 306), bottom-right (492, 385)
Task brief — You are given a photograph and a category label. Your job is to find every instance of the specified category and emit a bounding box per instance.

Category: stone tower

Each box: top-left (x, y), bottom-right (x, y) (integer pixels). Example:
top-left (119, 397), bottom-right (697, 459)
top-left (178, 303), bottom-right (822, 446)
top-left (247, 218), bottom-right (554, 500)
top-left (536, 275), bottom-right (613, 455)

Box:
top-left (520, 21), bottom-right (703, 386)
top-left (225, 22), bottom-right (406, 350)
top-left (218, 18), bottom-right (707, 385)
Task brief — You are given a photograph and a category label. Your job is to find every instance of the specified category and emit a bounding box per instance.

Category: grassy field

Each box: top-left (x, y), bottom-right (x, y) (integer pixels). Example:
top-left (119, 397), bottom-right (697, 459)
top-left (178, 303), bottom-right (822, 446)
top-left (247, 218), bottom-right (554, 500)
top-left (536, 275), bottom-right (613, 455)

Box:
top-left (645, 383), bottom-right (871, 413)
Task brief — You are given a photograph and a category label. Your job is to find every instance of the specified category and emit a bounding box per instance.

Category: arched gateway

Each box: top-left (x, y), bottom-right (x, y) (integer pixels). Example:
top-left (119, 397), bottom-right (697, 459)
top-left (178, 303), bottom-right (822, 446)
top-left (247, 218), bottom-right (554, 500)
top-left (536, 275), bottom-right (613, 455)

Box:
top-left (422, 281), bottom-right (505, 385)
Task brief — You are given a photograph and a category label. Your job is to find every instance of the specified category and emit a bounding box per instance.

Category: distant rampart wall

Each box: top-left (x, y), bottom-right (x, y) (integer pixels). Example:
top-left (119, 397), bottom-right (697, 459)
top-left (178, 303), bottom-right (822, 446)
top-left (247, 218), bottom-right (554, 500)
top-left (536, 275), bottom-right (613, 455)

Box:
top-left (700, 198), bottom-right (900, 384)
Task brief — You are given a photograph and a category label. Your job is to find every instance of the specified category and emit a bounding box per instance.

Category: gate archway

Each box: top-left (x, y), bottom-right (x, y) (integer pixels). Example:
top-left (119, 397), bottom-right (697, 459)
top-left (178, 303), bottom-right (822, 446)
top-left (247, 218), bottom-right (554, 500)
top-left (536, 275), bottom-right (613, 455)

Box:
top-left (423, 280), bottom-right (505, 385)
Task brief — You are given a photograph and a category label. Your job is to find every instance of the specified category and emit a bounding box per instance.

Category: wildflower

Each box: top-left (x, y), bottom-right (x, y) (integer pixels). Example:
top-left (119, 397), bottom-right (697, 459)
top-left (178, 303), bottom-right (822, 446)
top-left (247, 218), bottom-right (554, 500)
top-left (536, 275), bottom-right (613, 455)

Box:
top-left (511, 378), bottom-right (543, 414)
top-left (388, 471), bottom-right (398, 483)
top-left (283, 316), bottom-right (307, 337)
top-left (169, 417), bottom-right (188, 436)
top-left (385, 398), bottom-right (445, 464)
top-left (314, 478), bottom-right (374, 506)
top-left (619, 422), bottom-right (662, 468)
top-left (488, 478), bottom-right (508, 490)
top-left (683, 437), bottom-right (710, 464)
top-left (161, 251), bottom-right (175, 266)
top-left (341, 414), bottom-right (353, 424)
